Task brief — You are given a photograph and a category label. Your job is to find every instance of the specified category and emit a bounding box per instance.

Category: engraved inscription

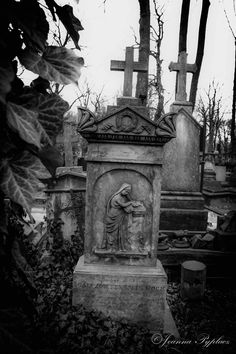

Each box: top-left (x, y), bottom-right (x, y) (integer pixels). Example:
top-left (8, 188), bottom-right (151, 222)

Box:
top-left (75, 276), bottom-right (166, 326)
top-left (82, 132), bottom-right (170, 144)
top-left (78, 281), bottom-right (166, 291)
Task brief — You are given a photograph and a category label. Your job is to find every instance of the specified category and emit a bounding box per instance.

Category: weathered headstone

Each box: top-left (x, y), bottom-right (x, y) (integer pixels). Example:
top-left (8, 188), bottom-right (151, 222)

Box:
top-left (72, 104), bottom-right (177, 331)
top-left (46, 166), bottom-right (86, 241)
top-left (203, 153), bottom-right (217, 182)
top-left (160, 52), bottom-right (207, 233)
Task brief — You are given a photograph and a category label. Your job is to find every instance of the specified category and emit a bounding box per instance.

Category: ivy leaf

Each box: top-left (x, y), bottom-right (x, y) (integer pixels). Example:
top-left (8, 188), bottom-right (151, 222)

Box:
top-left (0, 65), bottom-right (15, 104)
top-left (36, 93), bottom-right (69, 139)
top-left (19, 46), bottom-right (84, 85)
top-left (7, 90), bottom-right (69, 149)
top-left (44, 1), bottom-right (83, 49)
top-left (56, 5), bottom-right (83, 50)
top-left (11, 0), bottom-right (49, 52)
top-left (31, 76), bottom-right (50, 94)
top-left (7, 102), bottom-right (50, 149)
top-left (0, 151), bottom-right (51, 214)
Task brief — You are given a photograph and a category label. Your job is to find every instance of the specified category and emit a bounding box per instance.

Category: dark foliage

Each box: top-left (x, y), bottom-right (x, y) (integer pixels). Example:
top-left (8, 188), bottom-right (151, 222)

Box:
top-left (1, 218), bottom-right (236, 353)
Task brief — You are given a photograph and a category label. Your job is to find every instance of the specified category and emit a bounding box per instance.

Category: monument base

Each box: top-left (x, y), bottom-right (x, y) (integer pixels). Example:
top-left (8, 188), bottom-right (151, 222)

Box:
top-left (73, 256), bottom-right (175, 333)
top-left (160, 191), bottom-right (208, 232)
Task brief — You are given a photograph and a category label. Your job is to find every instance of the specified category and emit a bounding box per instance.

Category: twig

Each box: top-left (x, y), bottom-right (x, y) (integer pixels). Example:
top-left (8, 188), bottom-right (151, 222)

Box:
top-left (222, 3), bottom-right (236, 38)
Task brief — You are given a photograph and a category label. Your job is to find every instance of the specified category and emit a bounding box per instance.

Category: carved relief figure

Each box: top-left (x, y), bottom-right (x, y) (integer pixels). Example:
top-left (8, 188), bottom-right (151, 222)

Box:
top-left (101, 183), bottom-right (142, 251)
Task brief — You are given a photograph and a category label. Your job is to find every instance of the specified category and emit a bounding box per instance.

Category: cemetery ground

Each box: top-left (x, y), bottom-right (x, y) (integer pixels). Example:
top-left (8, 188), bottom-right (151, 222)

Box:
top-left (0, 217), bottom-right (236, 354)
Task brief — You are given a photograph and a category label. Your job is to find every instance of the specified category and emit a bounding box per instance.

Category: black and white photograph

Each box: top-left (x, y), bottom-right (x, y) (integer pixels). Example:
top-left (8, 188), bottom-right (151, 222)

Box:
top-left (0, 0), bottom-right (235, 353)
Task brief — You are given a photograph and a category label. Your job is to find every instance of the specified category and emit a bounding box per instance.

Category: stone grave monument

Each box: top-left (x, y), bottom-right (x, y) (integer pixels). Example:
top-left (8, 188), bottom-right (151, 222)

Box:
top-left (46, 112), bottom-right (86, 241)
top-left (160, 51), bottom-right (208, 233)
top-left (73, 47), bottom-right (177, 333)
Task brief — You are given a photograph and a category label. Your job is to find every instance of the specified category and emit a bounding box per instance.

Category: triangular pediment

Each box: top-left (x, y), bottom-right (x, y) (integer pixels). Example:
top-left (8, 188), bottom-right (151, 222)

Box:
top-left (96, 106), bottom-right (158, 136)
top-left (77, 106), bottom-right (176, 145)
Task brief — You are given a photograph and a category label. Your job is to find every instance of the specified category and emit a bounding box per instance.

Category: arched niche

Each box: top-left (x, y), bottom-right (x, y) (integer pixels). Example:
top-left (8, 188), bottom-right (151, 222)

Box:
top-left (92, 168), bottom-right (153, 251)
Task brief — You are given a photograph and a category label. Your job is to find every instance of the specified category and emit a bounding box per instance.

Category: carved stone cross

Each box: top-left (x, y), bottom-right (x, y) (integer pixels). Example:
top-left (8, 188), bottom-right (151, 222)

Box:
top-left (169, 51), bottom-right (197, 102)
top-left (111, 47), bottom-right (148, 97)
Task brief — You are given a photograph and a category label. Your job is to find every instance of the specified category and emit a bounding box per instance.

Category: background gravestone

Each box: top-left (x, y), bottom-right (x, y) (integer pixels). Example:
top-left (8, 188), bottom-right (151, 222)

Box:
top-left (46, 167), bottom-right (86, 242)
top-left (46, 113), bottom-right (87, 242)
top-left (55, 111), bottom-right (87, 168)
top-left (159, 51), bottom-right (208, 233)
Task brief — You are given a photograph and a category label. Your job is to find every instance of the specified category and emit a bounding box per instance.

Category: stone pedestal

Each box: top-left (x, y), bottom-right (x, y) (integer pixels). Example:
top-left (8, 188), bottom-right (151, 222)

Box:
top-left (204, 160), bottom-right (216, 181)
top-left (107, 96), bottom-right (148, 116)
top-left (170, 101), bottom-right (193, 115)
top-left (160, 191), bottom-right (207, 232)
top-left (73, 256), bottom-right (167, 331)
top-left (73, 106), bottom-right (177, 332)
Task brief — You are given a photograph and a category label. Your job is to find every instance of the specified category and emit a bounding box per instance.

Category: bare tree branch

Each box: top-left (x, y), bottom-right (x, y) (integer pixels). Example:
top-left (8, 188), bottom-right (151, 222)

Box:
top-left (179, 0), bottom-right (190, 52)
top-left (223, 5), bottom-right (236, 38)
top-left (151, 0), bottom-right (165, 121)
top-left (197, 81), bottom-right (228, 152)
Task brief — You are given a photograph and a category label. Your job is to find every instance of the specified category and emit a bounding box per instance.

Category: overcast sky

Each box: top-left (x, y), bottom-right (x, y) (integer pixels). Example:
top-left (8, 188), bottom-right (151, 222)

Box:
top-left (62, 0), bottom-right (235, 115)
top-left (20, 0), bottom-right (235, 115)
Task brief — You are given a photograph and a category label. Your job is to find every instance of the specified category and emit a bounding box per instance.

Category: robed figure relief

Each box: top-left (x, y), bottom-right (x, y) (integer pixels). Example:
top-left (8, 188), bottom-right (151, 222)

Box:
top-left (101, 183), bottom-right (145, 252)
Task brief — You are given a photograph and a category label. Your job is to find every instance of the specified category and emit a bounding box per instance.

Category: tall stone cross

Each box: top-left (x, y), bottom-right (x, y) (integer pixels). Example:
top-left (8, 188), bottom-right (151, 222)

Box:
top-left (111, 47), bottom-right (148, 97)
top-left (169, 51), bottom-right (197, 102)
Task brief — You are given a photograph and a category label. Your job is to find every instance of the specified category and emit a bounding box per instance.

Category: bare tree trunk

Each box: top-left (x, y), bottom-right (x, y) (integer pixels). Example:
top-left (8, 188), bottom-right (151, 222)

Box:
top-left (231, 40), bottom-right (236, 155)
top-left (208, 87), bottom-right (216, 152)
top-left (176, 0), bottom-right (190, 97)
top-left (135, 0), bottom-right (150, 105)
top-left (178, 0), bottom-right (191, 52)
top-left (152, 0), bottom-right (164, 121)
top-left (190, 0), bottom-right (210, 108)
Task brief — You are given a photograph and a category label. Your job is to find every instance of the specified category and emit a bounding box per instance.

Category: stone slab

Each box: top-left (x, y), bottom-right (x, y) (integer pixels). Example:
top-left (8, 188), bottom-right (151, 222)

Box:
top-left (161, 191), bottom-right (205, 210)
top-left (73, 256), bottom-right (167, 331)
top-left (160, 208), bottom-right (208, 232)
